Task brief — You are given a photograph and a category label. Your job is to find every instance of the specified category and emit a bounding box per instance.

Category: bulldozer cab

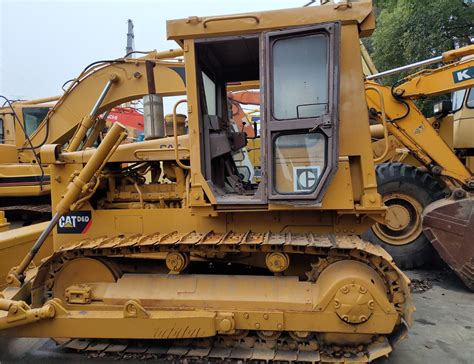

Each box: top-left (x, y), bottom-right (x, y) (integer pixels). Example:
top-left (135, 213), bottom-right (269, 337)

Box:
top-left (181, 23), bottom-right (339, 205)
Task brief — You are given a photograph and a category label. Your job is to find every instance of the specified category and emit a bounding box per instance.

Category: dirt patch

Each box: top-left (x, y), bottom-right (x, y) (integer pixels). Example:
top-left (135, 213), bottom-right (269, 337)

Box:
top-left (411, 278), bottom-right (433, 293)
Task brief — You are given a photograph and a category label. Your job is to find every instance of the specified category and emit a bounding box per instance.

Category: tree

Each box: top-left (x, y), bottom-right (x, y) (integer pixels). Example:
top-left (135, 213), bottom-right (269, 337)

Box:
top-left (365, 0), bottom-right (474, 115)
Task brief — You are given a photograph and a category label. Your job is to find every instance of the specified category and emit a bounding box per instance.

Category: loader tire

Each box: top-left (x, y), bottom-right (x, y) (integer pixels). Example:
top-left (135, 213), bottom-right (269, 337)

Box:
top-left (362, 163), bottom-right (446, 269)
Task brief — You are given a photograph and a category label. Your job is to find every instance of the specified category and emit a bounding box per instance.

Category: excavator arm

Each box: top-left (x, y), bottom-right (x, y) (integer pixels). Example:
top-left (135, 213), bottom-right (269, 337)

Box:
top-left (21, 50), bottom-right (186, 160)
top-left (227, 90), bottom-right (260, 138)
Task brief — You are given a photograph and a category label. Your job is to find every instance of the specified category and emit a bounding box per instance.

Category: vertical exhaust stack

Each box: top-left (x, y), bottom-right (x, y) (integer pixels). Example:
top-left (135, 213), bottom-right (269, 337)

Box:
top-left (143, 94), bottom-right (165, 139)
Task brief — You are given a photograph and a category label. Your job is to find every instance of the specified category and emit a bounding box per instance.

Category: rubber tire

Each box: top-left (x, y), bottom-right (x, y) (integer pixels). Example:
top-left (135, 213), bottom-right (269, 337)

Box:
top-left (362, 163), bottom-right (446, 269)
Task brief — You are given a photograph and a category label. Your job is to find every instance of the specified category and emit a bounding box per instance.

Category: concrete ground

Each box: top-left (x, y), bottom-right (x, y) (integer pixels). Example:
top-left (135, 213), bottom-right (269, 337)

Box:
top-left (0, 269), bottom-right (472, 363)
top-left (376, 269), bottom-right (474, 364)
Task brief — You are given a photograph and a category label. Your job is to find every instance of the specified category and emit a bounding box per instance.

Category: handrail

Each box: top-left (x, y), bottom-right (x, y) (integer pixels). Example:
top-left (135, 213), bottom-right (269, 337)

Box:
top-left (172, 99), bottom-right (191, 170)
top-left (365, 86), bottom-right (389, 163)
top-left (203, 15), bottom-right (260, 28)
top-left (133, 146), bottom-right (189, 160)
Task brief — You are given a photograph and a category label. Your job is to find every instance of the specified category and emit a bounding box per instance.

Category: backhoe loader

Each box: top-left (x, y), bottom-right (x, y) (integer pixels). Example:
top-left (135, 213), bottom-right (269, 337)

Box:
top-left (364, 47), bottom-right (474, 279)
top-left (0, 1), bottom-right (416, 362)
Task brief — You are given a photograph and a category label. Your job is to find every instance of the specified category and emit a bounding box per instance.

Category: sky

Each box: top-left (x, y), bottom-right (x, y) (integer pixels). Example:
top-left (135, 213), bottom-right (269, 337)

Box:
top-left (0, 0), bottom-right (320, 102)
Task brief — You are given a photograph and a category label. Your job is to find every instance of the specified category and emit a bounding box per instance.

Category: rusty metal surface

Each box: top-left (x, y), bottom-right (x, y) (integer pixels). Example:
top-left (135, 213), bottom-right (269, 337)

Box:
top-left (423, 194), bottom-right (473, 291)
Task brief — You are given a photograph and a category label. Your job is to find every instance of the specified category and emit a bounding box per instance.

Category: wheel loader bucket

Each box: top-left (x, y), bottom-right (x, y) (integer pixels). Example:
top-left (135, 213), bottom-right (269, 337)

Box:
top-left (422, 193), bottom-right (473, 291)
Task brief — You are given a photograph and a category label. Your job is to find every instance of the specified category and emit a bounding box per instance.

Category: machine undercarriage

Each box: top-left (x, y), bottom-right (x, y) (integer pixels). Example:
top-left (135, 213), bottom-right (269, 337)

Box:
top-left (3, 231), bottom-right (412, 362)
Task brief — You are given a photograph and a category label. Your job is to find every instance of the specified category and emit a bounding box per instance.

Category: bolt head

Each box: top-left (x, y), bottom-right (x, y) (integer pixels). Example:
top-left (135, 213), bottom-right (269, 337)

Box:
top-left (218, 319), bottom-right (232, 332)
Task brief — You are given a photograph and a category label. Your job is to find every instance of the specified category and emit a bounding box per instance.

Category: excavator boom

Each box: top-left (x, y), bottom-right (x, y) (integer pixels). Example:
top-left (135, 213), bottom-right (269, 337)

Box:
top-left (24, 54), bottom-right (186, 153)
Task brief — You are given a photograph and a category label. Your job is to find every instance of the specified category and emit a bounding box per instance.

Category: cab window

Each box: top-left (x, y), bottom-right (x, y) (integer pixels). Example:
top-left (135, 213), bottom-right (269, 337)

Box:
top-left (272, 34), bottom-right (329, 120)
top-left (452, 90), bottom-right (466, 112)
top-left (467, 88), bottom-right (474, 109)
top-left (22, 107), bottom-right (49, 137)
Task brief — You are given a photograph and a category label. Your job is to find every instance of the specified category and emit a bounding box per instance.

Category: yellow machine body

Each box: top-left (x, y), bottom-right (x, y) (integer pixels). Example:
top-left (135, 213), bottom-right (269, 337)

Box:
top-left (0, 2), bottom-right (415, 362)
top-left (364, 47), bottom-right (474, 272)
top-left (452, 86), bottom-right (474, 170)
top-left (0, 99), bottom-right (57, 197)
top-left (0, 223), bottom-right (53, 290)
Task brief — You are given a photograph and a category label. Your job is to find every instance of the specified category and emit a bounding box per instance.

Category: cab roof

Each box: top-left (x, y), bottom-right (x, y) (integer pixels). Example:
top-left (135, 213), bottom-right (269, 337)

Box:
top-left (166, 0), bottom-right (374, 46)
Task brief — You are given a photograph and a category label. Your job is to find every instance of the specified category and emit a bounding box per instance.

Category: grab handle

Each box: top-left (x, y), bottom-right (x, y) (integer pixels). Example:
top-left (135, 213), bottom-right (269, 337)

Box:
top-left (203, 15), bottom-right (260, 28)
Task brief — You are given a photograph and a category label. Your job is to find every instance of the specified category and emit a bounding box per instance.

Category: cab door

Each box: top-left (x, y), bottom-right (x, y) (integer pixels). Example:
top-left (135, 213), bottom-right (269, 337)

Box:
top-left (263, 23), bottom-right (340, 202)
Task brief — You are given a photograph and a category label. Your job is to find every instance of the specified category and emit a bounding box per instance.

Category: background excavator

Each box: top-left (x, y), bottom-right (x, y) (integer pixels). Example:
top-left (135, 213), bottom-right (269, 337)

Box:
top-left (0, 98), bottom-right (144, 224)
top-left (0, 96), bottom-right (60, 224)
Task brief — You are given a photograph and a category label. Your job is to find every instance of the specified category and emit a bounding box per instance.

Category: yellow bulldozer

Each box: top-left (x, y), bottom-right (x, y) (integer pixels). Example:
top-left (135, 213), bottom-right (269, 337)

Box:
top-left (0, 1), bottom-right (416, 361)
top-left (1, 0), bottom-right (473, 361)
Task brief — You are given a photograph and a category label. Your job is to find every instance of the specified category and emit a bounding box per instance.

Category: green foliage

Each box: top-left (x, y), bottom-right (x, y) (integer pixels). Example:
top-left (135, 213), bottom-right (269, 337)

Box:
top-left (368, 0), bottom-right (474, 115)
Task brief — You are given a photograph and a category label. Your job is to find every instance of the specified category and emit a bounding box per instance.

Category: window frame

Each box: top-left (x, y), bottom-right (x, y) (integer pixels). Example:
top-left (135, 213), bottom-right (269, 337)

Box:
top-left (22, 107), bottom-right (50, 137)
top-left (264, 22), bottom-right (340, 201)
top-left (466, 87), bottom-right (474, 109)
top-left (451, 89), bottom-right (467, 113)
top-left (0, 117), bottom-right (4, 144)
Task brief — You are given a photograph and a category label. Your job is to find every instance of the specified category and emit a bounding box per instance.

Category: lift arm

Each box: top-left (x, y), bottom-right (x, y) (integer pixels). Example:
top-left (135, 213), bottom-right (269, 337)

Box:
top-left (365, 45), bottom-right (474, 187)
top-left (393, 46), bottom-right (474, 99)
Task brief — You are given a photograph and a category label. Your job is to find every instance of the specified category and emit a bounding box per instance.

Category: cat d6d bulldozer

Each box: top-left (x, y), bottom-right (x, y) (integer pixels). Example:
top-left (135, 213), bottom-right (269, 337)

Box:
top-left (0, 1), bottom-right (415, 361)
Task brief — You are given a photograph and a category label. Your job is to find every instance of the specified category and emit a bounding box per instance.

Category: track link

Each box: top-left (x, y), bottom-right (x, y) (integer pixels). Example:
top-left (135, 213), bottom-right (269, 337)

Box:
top-left (61, 332), bottom-right (395, 363)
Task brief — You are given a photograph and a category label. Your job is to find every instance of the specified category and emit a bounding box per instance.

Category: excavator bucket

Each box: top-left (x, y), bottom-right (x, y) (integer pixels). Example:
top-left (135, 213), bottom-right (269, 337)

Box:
top-left (422, 193), bottom-right (474, 291)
